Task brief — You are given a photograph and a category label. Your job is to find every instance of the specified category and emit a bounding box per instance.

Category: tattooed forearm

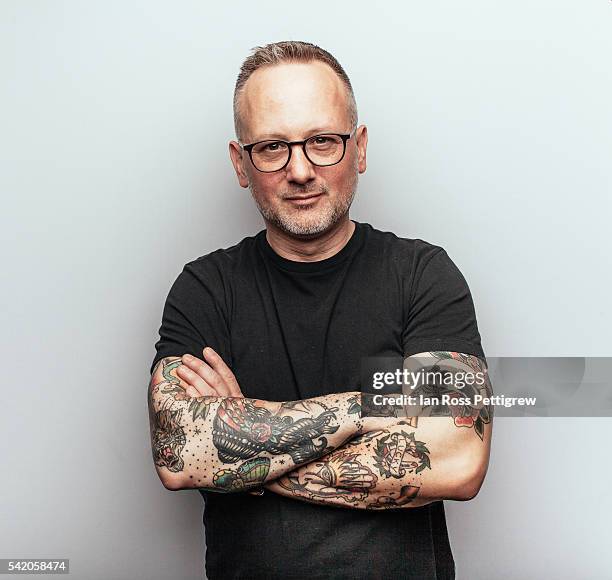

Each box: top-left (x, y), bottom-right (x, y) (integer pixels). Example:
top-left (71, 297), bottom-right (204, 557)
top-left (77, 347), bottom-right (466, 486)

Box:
top-left (269, 425), bottom-right (431, 509)
top-left (267, 370), bottom-right (493, 510)
top-left (147, 357), bottom-right (366, 492)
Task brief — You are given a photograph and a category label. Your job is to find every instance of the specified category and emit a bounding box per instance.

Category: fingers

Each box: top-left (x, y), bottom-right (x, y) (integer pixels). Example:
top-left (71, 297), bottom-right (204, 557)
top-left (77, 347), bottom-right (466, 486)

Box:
top-left (202, 347), bottom-right (244, 397)
top-left (185, 385), bottom-right (204, 398)
top-left (176, 348), bottom-right (244, 398)
top-left (179, 352), bottom-right (233, 397)
top-left (176, 359), bottom-right (220, 397)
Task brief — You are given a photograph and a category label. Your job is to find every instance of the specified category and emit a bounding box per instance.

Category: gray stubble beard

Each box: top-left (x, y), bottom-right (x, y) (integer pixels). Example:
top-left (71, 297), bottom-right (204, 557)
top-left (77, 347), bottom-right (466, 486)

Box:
top-left (249, 169), bottom-right (359, 237)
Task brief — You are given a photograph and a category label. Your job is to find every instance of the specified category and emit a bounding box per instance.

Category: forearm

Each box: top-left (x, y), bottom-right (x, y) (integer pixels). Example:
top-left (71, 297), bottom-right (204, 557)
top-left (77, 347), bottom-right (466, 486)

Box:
top-left (266, 351), bottom-right (495, 509)
top-left (148, 357), bottom-right (363, 492)
top-left (266, 416), bottom-right (492, 510)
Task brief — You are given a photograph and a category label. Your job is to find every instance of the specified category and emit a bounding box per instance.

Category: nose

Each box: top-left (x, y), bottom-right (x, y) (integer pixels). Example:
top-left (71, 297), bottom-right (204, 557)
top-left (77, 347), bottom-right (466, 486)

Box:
top-left (284, 144), bottom-right (316, 184)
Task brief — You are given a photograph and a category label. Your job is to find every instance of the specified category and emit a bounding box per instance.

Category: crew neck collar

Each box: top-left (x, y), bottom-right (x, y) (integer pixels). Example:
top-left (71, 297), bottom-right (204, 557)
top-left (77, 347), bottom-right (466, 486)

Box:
top-left (256, 221), bottom-right (365, 273)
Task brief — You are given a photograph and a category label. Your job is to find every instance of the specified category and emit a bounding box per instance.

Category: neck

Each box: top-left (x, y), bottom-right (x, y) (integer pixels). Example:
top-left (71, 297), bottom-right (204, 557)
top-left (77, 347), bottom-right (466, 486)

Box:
top-left (265, 217), bottom-right (355, 262)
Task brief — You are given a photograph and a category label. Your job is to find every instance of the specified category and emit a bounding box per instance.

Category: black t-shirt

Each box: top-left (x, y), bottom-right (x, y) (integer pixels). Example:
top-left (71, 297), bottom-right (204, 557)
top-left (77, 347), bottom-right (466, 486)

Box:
top-left (151, 220), bottom-right (485, 580)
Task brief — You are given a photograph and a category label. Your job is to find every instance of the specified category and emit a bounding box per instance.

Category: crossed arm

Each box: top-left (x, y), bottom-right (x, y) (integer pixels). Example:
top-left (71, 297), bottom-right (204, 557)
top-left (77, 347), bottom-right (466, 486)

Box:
top-left (148, 351), bottom-right (370, 492)
top-left (148, 348), bottom-right (492, 509)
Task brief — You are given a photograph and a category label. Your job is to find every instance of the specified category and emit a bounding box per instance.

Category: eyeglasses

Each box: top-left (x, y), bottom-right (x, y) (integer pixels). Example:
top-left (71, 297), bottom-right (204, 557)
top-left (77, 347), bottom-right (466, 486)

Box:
top-left (239, 129), bottom-right (356, 173)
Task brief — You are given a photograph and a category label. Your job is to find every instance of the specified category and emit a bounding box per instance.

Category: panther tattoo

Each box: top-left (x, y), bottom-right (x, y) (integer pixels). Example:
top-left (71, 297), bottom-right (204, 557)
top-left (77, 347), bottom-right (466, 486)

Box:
top-left (152, 407), bottom-right (187, 473)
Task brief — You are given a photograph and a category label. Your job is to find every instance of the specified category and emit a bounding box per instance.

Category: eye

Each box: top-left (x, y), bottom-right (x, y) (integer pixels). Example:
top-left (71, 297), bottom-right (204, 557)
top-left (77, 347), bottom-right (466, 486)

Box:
top-left (253, 141), bottom-right (289, 156)
top-left (261, 141), bottom-right (288, 153)
top-left (307, 135), bottom-right (341, 151)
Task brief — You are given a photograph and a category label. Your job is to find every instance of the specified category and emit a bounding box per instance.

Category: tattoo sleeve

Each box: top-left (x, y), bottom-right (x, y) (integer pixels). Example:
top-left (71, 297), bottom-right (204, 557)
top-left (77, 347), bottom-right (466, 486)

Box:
top-left (266, 352), bottom-right (494, 509)
top-left (147, 357), bottom-right (365, 492)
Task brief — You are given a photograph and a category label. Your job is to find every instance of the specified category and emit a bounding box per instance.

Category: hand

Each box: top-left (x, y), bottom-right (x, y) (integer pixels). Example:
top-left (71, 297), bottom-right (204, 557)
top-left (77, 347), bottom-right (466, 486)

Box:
top-left (176, 347), bottom-right (244, 398)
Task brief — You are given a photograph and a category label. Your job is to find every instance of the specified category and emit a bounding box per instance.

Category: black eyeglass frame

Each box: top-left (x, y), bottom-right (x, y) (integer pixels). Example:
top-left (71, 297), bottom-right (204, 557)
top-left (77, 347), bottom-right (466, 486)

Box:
top-left (239, 128), bottom-right (356, 173)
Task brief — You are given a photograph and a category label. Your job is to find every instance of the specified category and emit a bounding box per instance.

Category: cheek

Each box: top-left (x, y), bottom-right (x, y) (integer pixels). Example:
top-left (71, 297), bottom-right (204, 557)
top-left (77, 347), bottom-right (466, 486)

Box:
top-left (251, 173), bottom-right (282, 196)
top-left (323, 167), bottom-right (354, 192)
top-left (250, 169), bottom-right (285, 187)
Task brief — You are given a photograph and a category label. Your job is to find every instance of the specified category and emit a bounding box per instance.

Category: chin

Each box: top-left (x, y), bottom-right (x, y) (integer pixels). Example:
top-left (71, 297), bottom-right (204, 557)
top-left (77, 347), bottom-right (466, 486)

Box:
top-left (277, 209), bottom-right (338, 237)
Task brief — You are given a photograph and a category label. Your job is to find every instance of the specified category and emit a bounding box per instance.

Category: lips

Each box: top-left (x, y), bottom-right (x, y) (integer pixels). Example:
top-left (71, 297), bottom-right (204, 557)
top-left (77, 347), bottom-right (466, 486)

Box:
top-left (285, 193), bottom-right (322, 201)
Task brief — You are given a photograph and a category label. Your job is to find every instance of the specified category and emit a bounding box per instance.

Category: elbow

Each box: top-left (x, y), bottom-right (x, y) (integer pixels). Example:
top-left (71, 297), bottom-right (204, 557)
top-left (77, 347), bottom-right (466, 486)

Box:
top-left (161, 476), bottom-right (186, 492)
top-left (156, 469), bottom-right (190, 492)
top-left (452, 456), bottom-right (489, 501)
top-left (455, 470), bottom-right (485, 501)
top-left (155, 467), bottom-right (218, 492)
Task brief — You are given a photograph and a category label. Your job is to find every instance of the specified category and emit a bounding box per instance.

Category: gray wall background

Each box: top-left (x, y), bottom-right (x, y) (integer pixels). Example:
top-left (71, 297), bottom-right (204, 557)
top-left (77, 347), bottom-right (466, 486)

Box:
top-left (2, 1), bottom-right (611, 578)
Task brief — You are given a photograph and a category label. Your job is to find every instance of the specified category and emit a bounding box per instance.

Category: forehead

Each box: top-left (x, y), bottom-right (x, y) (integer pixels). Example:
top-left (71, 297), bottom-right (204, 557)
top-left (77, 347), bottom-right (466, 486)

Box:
top-left (240, 61), bottom-right (351, 141)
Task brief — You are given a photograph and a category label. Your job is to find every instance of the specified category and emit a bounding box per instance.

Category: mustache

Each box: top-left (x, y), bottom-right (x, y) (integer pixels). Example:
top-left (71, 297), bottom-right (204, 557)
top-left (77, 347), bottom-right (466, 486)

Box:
top-left (280, 184), bottom-right (329, 199)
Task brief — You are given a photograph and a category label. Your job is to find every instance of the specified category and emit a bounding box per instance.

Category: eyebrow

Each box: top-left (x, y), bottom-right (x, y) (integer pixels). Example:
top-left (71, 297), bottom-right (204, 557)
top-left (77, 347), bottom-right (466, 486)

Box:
top-left (250, 127), bottom-right (338, 142)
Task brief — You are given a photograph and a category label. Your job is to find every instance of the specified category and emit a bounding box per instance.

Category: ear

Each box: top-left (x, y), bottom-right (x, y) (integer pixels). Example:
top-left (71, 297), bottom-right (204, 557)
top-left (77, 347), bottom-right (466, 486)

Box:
top-left (229, 141), bottom-right (250, 188)
top-left (355, 125), bottom-right (368, 174)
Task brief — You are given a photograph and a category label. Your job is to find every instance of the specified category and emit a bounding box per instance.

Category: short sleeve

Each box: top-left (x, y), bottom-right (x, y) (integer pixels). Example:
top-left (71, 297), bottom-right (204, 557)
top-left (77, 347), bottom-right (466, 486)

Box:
top-left (150, 260), bottom-right (231, 375)
top-left (402, 248), bottom-right (485, 359)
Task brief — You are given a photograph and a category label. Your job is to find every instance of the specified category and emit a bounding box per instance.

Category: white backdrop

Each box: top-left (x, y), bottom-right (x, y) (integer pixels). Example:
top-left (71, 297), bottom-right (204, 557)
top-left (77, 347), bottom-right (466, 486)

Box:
top-left (2, 1), bottom-right (611, 578)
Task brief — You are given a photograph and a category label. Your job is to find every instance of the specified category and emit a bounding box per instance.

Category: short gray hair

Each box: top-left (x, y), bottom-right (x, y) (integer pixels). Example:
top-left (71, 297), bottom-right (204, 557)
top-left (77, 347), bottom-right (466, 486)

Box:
top-left (233, 40), bottom-right (358, 141)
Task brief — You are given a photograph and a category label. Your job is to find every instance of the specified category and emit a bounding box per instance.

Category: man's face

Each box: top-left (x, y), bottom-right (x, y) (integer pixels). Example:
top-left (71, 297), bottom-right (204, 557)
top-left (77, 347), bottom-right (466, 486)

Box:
top-left (229, 61), bottom-right (368, 237)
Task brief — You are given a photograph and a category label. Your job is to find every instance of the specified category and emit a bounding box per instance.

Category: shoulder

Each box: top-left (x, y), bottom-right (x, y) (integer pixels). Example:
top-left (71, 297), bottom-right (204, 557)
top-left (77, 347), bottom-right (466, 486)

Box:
top-left (162, 232), bottom-right (261, 303)
top-left (359, 221), bottom-right (449, 272)
top-left (181, 230), bottom-right (261, 279)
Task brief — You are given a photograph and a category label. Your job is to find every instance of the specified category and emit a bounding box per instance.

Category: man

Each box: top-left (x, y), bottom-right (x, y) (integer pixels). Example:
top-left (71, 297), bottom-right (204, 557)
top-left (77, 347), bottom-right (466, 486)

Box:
top-left (148, 40), bottom-right (492, 580)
